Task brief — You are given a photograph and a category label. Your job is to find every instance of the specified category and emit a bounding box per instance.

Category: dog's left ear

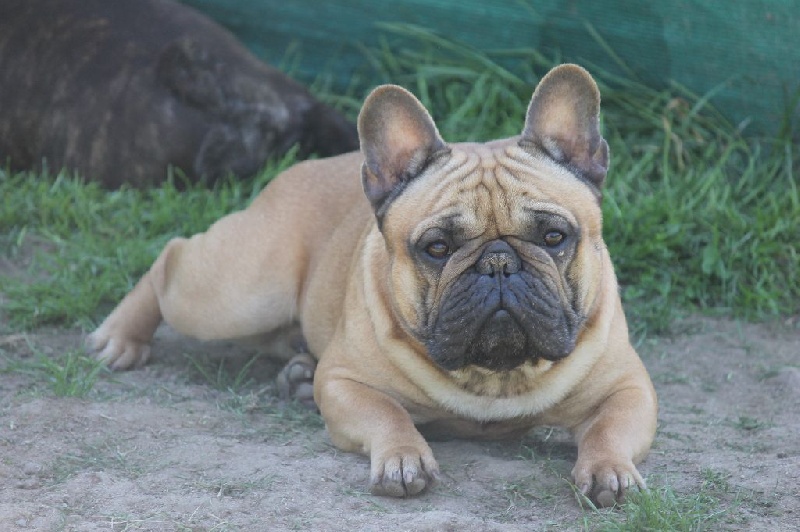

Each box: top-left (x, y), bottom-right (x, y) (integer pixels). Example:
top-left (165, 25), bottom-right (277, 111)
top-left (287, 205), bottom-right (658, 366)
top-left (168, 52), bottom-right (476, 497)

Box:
top-left (358, 85), bottom-right (448, 217)
top-left (521, 64), bottom-right (609, 190)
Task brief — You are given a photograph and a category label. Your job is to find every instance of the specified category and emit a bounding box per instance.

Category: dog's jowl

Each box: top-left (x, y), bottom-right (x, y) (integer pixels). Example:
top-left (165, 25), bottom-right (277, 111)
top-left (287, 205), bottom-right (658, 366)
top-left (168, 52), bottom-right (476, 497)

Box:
top-left (89, 64), bottom-right (657, 506)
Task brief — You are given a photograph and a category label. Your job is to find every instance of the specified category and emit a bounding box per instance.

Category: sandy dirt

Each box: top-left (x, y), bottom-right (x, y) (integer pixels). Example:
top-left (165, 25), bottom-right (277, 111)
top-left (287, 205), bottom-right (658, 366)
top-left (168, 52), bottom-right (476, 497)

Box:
top-left (1, 298), bottom-right (798, 530)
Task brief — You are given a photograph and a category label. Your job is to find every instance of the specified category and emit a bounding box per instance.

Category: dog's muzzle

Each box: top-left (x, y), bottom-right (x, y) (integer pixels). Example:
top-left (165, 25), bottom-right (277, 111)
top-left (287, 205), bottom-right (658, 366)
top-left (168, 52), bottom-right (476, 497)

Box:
top-left (426, 239), bottom-right (581, 372)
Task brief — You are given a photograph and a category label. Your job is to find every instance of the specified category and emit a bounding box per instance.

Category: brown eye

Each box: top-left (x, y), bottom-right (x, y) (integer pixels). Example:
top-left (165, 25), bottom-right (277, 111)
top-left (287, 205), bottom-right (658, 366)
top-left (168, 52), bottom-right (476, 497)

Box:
top-left (543, 230), bottom-right (565, 247)
top-left (426, 240), bottom-right (450, 259)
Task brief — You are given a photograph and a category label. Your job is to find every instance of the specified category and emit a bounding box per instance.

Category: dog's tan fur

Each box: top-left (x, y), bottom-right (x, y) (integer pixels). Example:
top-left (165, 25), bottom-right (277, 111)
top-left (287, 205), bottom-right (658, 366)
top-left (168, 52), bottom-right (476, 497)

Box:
top-left (89, 64), bottom-right (657, 505)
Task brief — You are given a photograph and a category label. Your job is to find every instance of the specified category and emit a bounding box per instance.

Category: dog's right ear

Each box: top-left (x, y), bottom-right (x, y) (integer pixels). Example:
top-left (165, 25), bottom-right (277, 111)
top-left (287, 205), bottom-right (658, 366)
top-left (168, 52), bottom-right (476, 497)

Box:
top-left (358, 85), bottom-right (448, 219)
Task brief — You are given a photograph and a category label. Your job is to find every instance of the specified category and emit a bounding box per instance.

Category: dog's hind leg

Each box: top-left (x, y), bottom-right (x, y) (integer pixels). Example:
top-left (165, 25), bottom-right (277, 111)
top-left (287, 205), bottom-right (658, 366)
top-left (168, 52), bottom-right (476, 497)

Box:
top-left (88, 201), bottom-right (304, 370)
top-left (86, 270), bottom-right (163, 370)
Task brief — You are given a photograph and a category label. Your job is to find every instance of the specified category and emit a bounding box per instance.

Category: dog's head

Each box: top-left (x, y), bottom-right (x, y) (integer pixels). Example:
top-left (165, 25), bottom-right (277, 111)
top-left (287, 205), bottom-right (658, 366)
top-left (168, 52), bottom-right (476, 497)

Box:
top-left (358, 64), bottom-right (610, 373)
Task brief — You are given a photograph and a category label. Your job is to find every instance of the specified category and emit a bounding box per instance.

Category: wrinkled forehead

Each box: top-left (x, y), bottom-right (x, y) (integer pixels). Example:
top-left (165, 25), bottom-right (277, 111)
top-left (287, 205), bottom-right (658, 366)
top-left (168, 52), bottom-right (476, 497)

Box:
top-left (386, 140), bottom-right (603, 241)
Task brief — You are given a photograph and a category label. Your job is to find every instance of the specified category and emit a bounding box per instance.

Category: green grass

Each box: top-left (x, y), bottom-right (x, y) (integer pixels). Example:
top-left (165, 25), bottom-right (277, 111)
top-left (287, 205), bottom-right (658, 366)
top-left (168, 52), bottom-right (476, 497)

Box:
top-left (183, 351), bottom-right (286, 415)
top-left (1, 28), bottom-right (798, 338)
top-left (591, 485), bottom-right (731, 532)
top-left (0, 155), bottom-right (296, 330)
top-left (183, 473), bottom-right (277, 498)
top-left (1, 344), bottom-right (107, 398)
top-left (184, 352), bottom-right (264, 393)
top-left (570, 469), bottom-right (742, 531)
top-left (49, 437), bottom-right (146, 483)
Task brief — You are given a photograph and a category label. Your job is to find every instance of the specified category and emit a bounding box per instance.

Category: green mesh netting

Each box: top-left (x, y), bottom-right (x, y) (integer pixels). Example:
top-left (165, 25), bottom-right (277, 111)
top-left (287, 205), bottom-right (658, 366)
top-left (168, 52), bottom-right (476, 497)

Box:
top-left (182, 0), bottom-right (799, 137)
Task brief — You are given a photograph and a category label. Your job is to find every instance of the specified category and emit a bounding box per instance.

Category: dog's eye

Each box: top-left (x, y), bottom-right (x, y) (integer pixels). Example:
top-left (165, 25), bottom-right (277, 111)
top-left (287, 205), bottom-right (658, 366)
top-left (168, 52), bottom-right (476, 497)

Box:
top-left (426, 240), bottom-right (450, 259)
top-left (543, 230), bottom-right (565, 247)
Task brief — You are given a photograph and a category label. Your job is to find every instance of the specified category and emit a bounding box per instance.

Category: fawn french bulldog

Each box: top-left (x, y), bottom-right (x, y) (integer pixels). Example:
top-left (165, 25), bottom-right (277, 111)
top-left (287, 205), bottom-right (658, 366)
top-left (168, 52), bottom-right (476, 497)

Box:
top-left (89, 64), bottom-right (657, 506)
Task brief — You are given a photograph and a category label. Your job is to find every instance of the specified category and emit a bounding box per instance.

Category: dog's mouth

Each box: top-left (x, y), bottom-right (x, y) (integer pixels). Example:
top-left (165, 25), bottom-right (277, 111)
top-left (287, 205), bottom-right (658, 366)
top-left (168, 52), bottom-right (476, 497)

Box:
top-left (424, 268), bottom-right (581, 372)
top-left (469, 310), bottom-right (528, 371)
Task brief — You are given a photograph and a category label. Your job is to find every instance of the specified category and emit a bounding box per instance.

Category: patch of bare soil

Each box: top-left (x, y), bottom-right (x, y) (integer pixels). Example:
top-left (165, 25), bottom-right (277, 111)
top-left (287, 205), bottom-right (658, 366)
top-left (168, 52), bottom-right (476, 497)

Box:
top-left (1, 316), bottom-right (798, 531)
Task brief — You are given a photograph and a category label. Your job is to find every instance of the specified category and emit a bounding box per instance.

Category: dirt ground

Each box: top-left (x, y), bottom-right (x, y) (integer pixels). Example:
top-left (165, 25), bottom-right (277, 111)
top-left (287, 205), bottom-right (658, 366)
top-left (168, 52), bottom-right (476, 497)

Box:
top-left (1, 306), bottom-right (798, 530)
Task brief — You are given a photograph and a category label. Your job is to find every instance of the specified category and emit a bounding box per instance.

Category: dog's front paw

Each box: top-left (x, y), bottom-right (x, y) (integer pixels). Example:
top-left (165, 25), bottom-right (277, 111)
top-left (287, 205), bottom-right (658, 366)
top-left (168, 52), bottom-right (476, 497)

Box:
top-left (571, 457), bottom-right (646, 507)
top-left (369, 445), bottom-right (440, 497)
top-left (85, 326), bottom-right (152, 370)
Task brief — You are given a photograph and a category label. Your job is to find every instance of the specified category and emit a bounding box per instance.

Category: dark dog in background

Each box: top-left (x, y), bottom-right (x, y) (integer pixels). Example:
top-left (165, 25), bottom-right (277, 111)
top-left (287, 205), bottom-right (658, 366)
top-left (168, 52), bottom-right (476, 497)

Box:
top-left (0, 0), bottom-right (358, 187)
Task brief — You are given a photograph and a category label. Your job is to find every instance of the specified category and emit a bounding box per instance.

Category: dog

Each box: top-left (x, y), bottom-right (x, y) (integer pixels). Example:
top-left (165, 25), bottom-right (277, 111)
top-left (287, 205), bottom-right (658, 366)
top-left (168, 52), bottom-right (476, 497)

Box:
top-left (88, 64), bottom-right (657, 506)
top-left (0, 0), bottom-right (358, 187)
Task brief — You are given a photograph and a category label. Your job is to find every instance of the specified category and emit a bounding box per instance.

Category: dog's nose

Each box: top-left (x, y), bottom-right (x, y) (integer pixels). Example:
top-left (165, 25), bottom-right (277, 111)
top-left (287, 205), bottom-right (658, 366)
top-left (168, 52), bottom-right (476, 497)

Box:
top-left (476, 240), bottom-right (521, 277)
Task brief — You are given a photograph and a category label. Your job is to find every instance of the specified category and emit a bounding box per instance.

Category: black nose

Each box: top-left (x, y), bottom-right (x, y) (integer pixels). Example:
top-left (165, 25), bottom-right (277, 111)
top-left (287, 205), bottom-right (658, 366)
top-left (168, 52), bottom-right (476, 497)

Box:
top-left (476, 240), bottom-right (521, 277)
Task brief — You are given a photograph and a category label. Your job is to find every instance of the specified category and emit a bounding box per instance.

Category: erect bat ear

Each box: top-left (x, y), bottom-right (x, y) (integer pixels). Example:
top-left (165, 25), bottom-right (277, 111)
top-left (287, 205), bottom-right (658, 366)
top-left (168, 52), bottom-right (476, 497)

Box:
top-left (520, 64), bottom-right (609, 192)
top-left (358, 85), bottom-right (449, 218)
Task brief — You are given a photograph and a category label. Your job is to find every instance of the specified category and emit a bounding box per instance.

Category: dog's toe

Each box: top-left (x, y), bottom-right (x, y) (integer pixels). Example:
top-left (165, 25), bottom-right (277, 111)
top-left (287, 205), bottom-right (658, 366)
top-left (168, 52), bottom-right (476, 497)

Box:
top-left (369, 446), bottom-right (440, 497)
top-left (86, 330), bottom-right (151, 370)
top-left (572, 457), bottom-right (645, 507)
